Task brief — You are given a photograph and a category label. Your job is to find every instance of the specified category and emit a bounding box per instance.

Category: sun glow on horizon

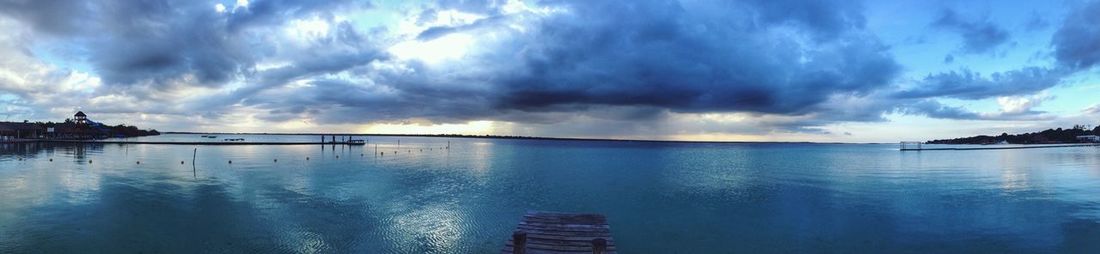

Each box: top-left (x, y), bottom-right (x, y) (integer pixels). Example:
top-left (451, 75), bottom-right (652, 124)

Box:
top-left (360, 120), bottom-right (499, 135)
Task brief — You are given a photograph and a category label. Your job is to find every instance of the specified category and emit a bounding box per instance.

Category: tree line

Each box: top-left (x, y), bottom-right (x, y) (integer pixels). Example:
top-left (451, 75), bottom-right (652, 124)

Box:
top-left (927, 124), bottom-right (1100, 144)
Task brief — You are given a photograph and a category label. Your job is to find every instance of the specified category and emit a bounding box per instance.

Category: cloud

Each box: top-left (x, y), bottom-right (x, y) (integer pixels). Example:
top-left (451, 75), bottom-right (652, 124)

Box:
top-left (1, 0), bottom-right (1090, 139)
top-left (485, 0), bottom-right (897, 115)
top-left (1086, 104), bottom-right (1100, 114)
top-left (2, 0), bottom-right (366, 90)
top-left (1023, 11), bottom-right (1049, 31)
top-left (226, 0), bottom-right (901, 132)
top-left (0, 0), bottom-right (92, 35)
top-left (995, 94), bottom-right (1052, 115)
top-left (931, 9), bottom-right (1010, 54)
top-left (1052, 0), bottom-right (1100, 70)
top-left (898, 99), bottom-right (1053, 121)
top-left (893, 67), bottom-right (1065, 100)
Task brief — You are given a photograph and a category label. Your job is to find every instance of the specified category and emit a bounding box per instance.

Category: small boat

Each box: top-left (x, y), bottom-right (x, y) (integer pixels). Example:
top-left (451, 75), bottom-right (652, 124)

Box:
top-left (207, 135), bottom-right (217, 138)
top-left (200, 135), bottom-right (209, 138)
top-left (224, 138), bottom-right (245, 141)
top-left (348, 139), bottom-right (366, 145)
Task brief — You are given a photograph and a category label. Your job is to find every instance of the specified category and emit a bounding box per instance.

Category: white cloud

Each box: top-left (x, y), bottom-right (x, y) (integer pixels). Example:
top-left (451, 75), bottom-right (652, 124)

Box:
top-left (996, 93), bottom-right (1052, 114)
top-left (388, 33), bottom-right (475, 64)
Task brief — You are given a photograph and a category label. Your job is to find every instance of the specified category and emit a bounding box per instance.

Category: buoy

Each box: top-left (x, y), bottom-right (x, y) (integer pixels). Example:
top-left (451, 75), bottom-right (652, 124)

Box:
top-left (274, 159), bottom-right (278, 163)
top-left (89, 160), bottom-right (92, 163)
top-left (336, 155), bottom-right (339, 159)
top-left (136, 161), bottom-right (140, 164)
top-left (307, 157), bottom-right (310, 160)
top-left (360, 153), bottom-right (364, 156)
top-left (49, 158), bottom-right (53, 162)
top-left (181, 161), bottom-right (185, 164)
top-left (228, 160), bottom-right (232, 164)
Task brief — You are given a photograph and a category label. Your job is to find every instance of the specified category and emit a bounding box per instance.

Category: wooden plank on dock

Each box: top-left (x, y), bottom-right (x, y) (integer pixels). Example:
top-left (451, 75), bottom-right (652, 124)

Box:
top-left (503, 211), bottom-right (616, 254)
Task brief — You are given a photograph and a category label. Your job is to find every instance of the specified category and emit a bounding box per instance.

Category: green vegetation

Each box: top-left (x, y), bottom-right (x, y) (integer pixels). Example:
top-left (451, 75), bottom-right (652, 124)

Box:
top-left (34, 120), bottom-right (160, 139)
top-left (927, 125), bottom-right (1100, 144)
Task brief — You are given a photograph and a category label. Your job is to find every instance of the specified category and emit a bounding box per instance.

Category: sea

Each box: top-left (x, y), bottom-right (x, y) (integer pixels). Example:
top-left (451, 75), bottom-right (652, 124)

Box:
top-left (1, 134), bottom-right (1098, 253)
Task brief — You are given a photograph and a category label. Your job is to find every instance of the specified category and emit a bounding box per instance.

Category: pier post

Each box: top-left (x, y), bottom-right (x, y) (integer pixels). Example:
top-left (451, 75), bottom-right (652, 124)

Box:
top-left (592, 238), bottom-right (607, 254)
top-left (512, 231), bottom-right (527, 254)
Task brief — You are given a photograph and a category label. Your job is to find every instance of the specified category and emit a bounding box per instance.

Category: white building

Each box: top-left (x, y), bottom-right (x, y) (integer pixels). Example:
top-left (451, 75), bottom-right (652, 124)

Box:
top-left (1077, 135), bottom-right (1100, 143)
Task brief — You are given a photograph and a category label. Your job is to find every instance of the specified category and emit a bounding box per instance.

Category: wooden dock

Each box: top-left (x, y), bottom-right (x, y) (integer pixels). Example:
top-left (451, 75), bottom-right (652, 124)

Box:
top-left (503, 211), bottom-right (616, 254)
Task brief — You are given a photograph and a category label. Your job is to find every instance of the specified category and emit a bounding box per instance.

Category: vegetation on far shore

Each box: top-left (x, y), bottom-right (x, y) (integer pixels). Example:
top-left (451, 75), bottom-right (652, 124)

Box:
top-left (35, 119), bottom-right (160, 138)
top-left (927, 125), bottom-right (1100, 144)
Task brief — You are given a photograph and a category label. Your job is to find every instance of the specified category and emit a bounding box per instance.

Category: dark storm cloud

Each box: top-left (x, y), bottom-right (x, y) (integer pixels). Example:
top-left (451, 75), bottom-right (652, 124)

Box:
top-left (931, 9), bottom-right (1010, 54)
top-left (1052, 0), bottom-right (1100, 70)
top-left (483, 0), bottom-right (898, 116)
top-left (892, 67), bottom-right (1064, 100)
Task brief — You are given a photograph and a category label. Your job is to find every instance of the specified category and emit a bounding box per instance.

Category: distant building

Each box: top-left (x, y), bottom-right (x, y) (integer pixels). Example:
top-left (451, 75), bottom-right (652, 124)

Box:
top-left (1078, 135), bottom-right (1100, 143)
top-left (74, 111), bottom-right (89, 125)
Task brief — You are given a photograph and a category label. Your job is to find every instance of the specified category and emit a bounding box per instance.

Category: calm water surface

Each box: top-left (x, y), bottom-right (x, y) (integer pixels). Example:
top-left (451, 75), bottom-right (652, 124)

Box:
top-left (2, 134), bottom-right (1099, 253)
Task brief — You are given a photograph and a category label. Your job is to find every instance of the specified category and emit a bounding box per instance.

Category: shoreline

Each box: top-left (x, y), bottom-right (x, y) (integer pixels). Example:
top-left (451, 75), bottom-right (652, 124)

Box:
top-left (901, 143), bottom-right (1100, 151)
top-left (161, 132), bottom-right (869, 145)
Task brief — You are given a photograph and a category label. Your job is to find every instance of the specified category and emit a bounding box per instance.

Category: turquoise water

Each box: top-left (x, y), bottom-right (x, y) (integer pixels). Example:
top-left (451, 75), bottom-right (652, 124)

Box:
top-left (2, 134), bottom-right (1099, 253)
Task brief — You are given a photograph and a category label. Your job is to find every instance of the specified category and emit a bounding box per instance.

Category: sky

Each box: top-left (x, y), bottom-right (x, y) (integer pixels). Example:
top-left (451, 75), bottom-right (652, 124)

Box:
top-left (0, 0), bottom-right (1098, 142)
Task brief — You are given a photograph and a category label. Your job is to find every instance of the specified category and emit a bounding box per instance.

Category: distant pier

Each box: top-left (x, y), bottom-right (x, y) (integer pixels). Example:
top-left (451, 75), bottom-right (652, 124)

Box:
top-left (38, 140), bottom-right (363, 146)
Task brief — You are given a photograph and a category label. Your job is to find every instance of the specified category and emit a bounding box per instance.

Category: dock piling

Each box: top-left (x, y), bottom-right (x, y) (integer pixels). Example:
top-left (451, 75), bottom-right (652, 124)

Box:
top-left (512, 231), bottom-right (527, 254)
top-left (592, 238), bottom-right (607, 254)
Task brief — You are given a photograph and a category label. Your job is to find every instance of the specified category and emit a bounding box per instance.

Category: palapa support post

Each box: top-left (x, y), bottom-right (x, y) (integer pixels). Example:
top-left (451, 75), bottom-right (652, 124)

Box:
top-left (512, 231), bottom-right (527, 254)
top-left (592, 238), bottom-right (607, 254)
